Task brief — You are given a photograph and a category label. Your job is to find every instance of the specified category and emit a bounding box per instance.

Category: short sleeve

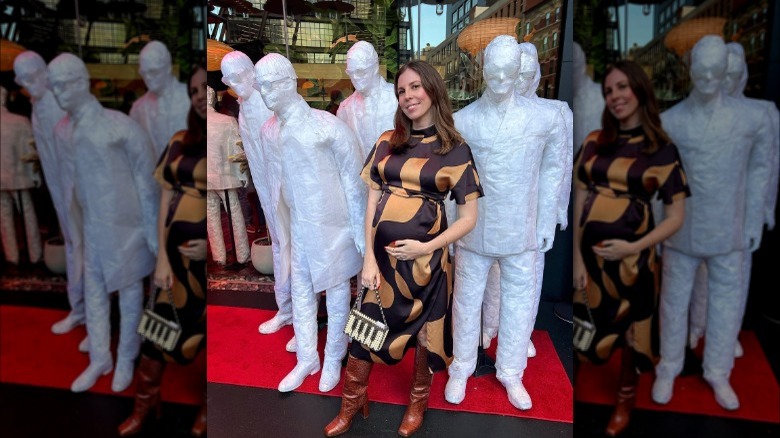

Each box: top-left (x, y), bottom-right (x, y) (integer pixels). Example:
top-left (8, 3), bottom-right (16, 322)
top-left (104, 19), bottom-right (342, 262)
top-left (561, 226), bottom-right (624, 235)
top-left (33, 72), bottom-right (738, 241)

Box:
top-left (446, 142), bottom-right (484, 205)
top-left (655, 143), bottom-right (691, 204)
top-left (360, 139), bottom-right (389, 190)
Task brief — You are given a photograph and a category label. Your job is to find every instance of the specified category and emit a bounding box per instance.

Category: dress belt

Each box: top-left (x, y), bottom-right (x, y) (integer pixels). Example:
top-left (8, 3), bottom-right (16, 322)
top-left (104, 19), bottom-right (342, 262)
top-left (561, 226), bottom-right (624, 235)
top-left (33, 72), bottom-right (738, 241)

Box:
top-left (587, 183), bottom-right (649, 206)
top-left (382, 184), bottom-right (444, 204)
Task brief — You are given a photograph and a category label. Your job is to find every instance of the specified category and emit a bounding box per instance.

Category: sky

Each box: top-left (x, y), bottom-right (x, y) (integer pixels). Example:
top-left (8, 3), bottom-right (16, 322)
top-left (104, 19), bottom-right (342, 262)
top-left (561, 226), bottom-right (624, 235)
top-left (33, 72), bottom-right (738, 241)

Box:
top-left (405, 4), bottom-right (448, 52)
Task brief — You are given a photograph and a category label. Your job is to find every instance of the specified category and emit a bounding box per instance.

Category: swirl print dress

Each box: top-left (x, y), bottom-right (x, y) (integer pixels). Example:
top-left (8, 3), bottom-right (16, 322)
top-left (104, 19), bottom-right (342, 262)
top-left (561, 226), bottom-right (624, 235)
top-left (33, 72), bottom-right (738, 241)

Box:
top-left (143, 131), bottom-right (207, 365)
top-left (573, 127), bottom-right (689, 371)
top-left (350, 126), bottom-right (483, 372)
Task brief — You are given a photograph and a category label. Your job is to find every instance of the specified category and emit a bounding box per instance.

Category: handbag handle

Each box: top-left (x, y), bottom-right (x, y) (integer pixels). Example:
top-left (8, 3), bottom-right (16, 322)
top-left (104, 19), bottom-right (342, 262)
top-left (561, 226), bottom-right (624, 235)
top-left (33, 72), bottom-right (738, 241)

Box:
top-left (355, 286), bottom-right (388, 326)
top-left (148, 287), bottom-right (182, 328)
top-left (577, 286), bottom-right (596, 328)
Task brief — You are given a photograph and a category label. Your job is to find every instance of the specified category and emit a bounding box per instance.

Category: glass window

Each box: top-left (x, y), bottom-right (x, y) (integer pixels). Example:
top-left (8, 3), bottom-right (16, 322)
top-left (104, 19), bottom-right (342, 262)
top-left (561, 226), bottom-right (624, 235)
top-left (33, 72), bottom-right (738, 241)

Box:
top-left (543, 36), bottom-right (548, 51)
top-left (553, 32), bottom-right (557, 47)
top-left (555, 7), bottom-right (560, 22)
top-left (546, 11), bottom-right (550, 26)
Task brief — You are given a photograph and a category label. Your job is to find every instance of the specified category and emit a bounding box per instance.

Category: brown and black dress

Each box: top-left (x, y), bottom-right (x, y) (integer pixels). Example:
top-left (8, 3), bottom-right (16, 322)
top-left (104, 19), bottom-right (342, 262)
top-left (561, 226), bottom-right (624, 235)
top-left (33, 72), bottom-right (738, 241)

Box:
top-left (350, 126), bottom-right (483, 372)
top-left (142, 131), bottom-right (207, 365)
top-left (573, 127), bottom-right (689, 371)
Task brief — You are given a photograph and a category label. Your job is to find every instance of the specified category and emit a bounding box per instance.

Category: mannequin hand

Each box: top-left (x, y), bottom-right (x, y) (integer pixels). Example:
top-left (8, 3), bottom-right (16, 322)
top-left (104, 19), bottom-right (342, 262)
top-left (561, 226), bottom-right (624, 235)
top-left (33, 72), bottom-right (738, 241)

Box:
top-left (592, 239), bottom-right (637, 261)
top-left (386, 239), bottom-right (430, 261)
top-left (573, 255), bottom-right (587, 291)
top-left (537, 233), bottom-right (555, 253)
top-left (153, 259), bottom-right (173, 290)
top-left (361, 258), bottom-right (381, 289)
top-left (178, 239), bottom-right (207, 261)
top-left (747, 235), bottom-right (762, 252)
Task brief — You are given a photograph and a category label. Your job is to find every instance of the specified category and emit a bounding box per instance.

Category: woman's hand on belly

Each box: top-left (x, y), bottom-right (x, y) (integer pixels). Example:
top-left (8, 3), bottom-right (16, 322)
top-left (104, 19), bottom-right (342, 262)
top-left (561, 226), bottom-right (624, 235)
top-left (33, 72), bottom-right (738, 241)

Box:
top-left (386, 239), bottom-right (432, 261)
top-left (591, 239), bottom-right (638, 261)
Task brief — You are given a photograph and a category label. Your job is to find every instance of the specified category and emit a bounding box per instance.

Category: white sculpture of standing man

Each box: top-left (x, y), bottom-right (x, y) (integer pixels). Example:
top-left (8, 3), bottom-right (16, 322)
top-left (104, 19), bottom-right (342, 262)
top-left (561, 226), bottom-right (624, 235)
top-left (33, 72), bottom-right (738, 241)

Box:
top-left (478, 42), bottom-right (574, 356)
top-left (13, 51), bottom-right (85, 340)
top-left (129, 40), bottom-right (190, 160)
top-left (255, 53), bottom-right (366, 393)
top-left (337, 41), bottom-right (397, 157)
top-left (206, 86), bottom-right (250, 264)
top-left (445, 35), bottom-right (567, 410)
top-left (220, 51), bottom-right (295, 344)
top-left (49, 53), bottom-right (159, 393)
top-left (652, 35), bottom-right (773, 410)
top-left (0, 85), bottom-right (42, 266)
top-left (687, 41), bottom-right (780, 358)
top-left (572, 42), bottom-right (604, 154)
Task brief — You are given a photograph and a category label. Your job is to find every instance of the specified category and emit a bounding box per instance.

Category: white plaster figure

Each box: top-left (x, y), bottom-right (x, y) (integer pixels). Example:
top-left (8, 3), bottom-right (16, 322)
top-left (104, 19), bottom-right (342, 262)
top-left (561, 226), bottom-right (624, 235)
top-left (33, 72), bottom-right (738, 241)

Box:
top-left (206, 86), bottom-right (250, 264)
top-left (0, 85), bottom-right (42, 265)
top-left (13, 51), bottom-right (85, 339)
top-left (445, 35), bottom-right (568, 410)
top-left (573, 42), bottom-right (605, 154)
top-left (652, 36), bottom-right (774, 411)
top-left (687, 41), bottom-right (779, 359)
top-left (479, 42), bottom-right (574, 356)
top-left (49, 53), bottom-right (159, 393)
top-left (254, 53), bottom-right (366, 393)
top-left (129, 40), bottom-right (190, 160)
top-left (220, 51), bottom-right (294, 341)
top-left (337, 41), bottom-right (397, 156)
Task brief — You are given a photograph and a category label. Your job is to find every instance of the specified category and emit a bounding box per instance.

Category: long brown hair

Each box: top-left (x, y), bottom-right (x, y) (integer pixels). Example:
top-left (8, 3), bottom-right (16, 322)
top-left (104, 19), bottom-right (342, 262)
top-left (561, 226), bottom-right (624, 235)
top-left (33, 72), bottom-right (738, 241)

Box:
top-left (182, 64), bottom-right (206, 151)
top-left (389, 60), bottom-right (462, 154)
top-left (597, 60), bottom-right (670, 154)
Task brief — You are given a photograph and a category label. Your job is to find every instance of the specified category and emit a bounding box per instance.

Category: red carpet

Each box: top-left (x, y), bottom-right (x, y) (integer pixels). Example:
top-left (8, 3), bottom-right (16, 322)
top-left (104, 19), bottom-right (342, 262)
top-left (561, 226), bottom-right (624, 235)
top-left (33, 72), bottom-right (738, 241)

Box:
top-left (575, 333), bottom-right (780, 424)
top-left (0, 305), bottom-right (204, 406)
top-left (207, 305), bottom-right (573, 423)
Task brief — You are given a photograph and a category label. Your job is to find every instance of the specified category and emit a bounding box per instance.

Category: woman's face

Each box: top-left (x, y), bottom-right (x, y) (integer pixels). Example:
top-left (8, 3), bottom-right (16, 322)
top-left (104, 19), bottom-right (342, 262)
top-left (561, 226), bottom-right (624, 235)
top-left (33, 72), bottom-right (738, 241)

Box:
top-left (190, 68), bottom-right (207, 120)
top-left (604, 68), bottom-right (640, 129)
top-left (397, 68), bottom-right (433, 129)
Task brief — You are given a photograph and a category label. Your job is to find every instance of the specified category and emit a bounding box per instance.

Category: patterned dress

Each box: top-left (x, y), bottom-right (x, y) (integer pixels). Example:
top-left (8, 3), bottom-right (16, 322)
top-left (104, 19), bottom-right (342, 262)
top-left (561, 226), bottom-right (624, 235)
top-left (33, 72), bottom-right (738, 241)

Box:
top-left (573, 127), bottom-right (689, 371)
top-left (142, 131), bottom-right (207, 365)
top-left (350, 126), bottom-right (483, 372)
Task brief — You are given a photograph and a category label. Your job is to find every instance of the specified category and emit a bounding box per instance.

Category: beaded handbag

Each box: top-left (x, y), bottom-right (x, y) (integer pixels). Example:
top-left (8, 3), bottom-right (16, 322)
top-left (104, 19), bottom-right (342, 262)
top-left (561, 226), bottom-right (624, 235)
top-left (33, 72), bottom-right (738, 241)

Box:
top-left (573, 287), bottom-right (597, 353)
top-left (344, 287), bottom-right (389, 352)
top-left (137, 288), bottom-right (182, 352)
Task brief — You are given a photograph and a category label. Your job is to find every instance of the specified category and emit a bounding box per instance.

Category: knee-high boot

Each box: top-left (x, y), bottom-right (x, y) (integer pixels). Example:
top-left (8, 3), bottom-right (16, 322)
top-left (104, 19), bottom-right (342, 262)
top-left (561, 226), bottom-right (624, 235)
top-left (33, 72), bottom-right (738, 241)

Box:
top-left (605, 346), bottom-right (638, 437)
top-left (323, 355), bottom-right (373, 437)
top-left (118, 355), bottom-right (166, 436)
top-left (190, 390), bottom-right (207, 437)
top-left (398, 345), bottom-right (433, 437)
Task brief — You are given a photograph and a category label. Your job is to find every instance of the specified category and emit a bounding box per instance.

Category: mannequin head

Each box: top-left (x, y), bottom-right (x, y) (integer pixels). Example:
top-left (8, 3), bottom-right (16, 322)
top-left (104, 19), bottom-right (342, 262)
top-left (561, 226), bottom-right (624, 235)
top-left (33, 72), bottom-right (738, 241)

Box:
top-left (573, 42), bottom-right (586, 77)
top-left (13, 51), bottom-right (49, 100)
top-left (48, 53), bottom-right (92, 113)
top-left (254, 53), bottom-right (298, 113)
top-left (139, 41), bottom-right (174, 95)
top-left (722, 42), bottom-right (747, 97)
top-left (220, 51), bottom-right (255, 101)
top-left (483, 35), bottom-right (521, 103)
top-left (516, 42), bottom-right (541, 98)
top-left (345, 41), bottom-right (381, 94)
top-left (690, 35), bottom-right (727, 98)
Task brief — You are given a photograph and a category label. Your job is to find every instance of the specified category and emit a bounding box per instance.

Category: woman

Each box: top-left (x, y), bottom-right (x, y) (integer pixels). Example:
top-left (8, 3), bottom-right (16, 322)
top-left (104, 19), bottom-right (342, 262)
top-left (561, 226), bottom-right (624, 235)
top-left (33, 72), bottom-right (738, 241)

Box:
top-left (118, 64), bottom-right (208, 437)
top-left (572, 60), bottom-right (689, 437)
top-left (324, 60), bottom-right (483, 437)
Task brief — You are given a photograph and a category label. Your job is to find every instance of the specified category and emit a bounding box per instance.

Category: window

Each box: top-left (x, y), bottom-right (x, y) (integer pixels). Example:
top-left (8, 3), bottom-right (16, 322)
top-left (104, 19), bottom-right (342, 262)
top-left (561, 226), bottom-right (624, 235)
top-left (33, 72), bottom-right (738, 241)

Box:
top-left (543, 36), bottom-right (548, 51)
top-left (526, 22), bottom-right (531, 35)
top-left (553, 32), bottom-right (557, 48)
top-left (555, 7), bottom-right (560, 22)
top-left (545, 11), bottom-right (550, 26)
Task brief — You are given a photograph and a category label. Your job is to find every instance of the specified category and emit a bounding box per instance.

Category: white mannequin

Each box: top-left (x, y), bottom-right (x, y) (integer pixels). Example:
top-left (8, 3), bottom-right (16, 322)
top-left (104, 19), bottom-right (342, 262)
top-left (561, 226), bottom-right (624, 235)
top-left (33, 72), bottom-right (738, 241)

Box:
top-left (652, 35), bottom-right (774, 410)
top-left (0, 85), bottom-right (42, 265)
top-left (206, 86), bottom-right (250, 264)
top-left (687, 41), bottom-right (780, 358)
top-left (572, 42), bottom-right (605, 154)
top-left (337, 41), bottom-right (397, 157)
top-left (129, 41), bottom-right (190, 160)
top-left (13, 51), bottom-right (86, 341)
top-left (221, 51), bottom-right (295, 349)
top-left (49, 53), bottom-right (159, 393)
top-left (445, 35), bottom-right (568, 410)
top-left (480, 42), bottom-right (574, 356)
top-left (255, 53), bottom-right (366, 393)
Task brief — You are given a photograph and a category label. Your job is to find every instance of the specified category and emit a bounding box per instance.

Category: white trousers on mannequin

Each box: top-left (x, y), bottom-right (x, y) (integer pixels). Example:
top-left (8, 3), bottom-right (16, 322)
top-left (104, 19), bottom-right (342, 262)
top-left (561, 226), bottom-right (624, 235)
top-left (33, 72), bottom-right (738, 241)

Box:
top-left (449, 248), bottom-right (539, 381)
top-left (657, 248), bottom-right (743, 381)
top-left (206, 189), bottom-right (250, 264)
top-left (0, 190), bottom-right (42, 264)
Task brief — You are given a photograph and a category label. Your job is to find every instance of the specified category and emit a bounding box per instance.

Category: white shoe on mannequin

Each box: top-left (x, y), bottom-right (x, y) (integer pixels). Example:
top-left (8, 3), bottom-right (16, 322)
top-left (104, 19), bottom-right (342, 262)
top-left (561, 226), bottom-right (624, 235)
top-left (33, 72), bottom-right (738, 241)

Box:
top-left (71, 359), bottom-right (112, 392)
top-left (78, 335), bottom-right (90, 353)
top-left (278, 360), bottom-right (320, 392)
top-left (258, 311), bottom-right (292, 334)
top-left (52, 312), bottom-right (85, 335)
top-left (111, 358), bottom-right (135, 392)
top-left (318, 359), bottom-right (342, 392)
top-left (285, 336), bottom-right (297, 353)
top-left (497, 374), bottom-right (532, 410)
top-left (444, 376), bottom-right (467, 404)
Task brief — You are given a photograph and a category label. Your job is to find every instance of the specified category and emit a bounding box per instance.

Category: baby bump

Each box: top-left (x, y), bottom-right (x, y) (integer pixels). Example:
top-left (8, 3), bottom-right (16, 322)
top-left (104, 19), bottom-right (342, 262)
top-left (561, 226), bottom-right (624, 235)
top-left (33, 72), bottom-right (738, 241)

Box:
top-left (582, 193), bottom-right (648, 246)
top-left (373, 193), bottom-right (443, 248)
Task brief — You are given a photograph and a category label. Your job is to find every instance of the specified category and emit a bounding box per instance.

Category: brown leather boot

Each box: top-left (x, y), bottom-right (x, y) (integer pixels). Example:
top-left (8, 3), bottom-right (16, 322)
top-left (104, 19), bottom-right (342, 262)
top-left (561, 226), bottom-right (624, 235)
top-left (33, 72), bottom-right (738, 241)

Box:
top-left (398, 345), bottom-right (433, 437)
top-left (605, 347), bottom-right (639, 437)
top-left (117, 355), bottom-right (166, 436)
top-left (323, 355), bottom-right (373, 437)
top-left (191, 391), bottom-right (207, 437)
